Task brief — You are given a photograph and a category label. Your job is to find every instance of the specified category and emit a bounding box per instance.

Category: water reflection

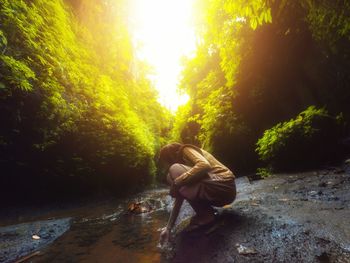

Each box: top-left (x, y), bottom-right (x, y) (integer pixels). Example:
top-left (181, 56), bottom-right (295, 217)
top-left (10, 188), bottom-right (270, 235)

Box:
top-left (34, 190), bottom-right (171, 263)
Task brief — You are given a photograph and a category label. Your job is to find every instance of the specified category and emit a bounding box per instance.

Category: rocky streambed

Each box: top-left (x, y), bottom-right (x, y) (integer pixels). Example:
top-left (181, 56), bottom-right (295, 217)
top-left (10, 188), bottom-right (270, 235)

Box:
top-left (1, 168), bottom-right (350, 263)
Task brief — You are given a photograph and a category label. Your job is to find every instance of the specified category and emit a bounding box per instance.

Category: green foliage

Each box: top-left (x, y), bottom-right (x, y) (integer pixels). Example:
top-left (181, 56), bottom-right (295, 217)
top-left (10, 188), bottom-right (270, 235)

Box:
top-left (0, 0), bottom-right (169, 197)
top-left (194, 0), bottom-right (272, 87)
top-left (256, 167), bottom-right (273, 178)
top-left (256, 106), bottom-right (344, 170)
top-left (0, 55), bottom-right (36, 92)
top-left (170, 103), bottom-right (191, 142)
top-left (174, 0), bottom-right (273, 171)
top-left (174, 0), bottom-right (350, 173)
top-left (306, 0), bottom-right (350, 53)
top-left (0, 30), bottom-right (7, 52)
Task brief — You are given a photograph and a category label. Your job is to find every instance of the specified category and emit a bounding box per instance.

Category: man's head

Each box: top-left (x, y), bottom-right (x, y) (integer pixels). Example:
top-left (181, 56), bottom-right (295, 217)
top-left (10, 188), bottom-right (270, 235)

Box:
top-left (159, 142), bottom-right (182, 167)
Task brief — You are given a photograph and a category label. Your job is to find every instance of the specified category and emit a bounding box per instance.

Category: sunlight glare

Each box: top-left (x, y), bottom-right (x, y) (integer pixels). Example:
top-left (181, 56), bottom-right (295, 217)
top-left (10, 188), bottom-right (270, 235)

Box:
top-left (128, 0), bottom-right (196, 112)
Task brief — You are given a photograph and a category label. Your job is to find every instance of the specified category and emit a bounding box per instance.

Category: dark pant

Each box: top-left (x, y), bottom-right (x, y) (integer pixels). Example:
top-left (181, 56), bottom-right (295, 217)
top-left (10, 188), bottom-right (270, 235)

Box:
top-left (167, 163), bottom-right (236, 217)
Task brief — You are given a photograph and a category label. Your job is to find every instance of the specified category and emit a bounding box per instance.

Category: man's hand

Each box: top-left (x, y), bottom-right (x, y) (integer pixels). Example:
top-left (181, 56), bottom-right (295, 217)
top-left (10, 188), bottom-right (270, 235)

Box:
top-left (159, 227), bottom-right (170, 246)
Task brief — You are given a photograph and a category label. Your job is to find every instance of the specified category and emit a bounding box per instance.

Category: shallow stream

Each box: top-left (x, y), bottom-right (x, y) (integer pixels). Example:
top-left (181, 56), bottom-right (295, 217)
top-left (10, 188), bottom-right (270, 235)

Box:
top-left (2, 172), bottom-right (350, 263)
top-left (1, 188), bottom-right (178, 263)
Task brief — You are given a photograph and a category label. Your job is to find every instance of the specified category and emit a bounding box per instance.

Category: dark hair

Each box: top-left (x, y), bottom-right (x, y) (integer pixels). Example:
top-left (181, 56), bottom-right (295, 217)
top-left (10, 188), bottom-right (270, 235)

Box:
top-left (159, 142), bottom-right (183, 165)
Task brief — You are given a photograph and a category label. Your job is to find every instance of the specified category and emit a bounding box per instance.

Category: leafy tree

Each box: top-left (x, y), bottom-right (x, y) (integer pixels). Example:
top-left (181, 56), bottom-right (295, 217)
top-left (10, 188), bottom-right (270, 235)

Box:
top-left (174, 0), bottom-right (350, 173)
top-left (256, 106), bottom-right (345, 170)
top-left (0, 0), bottom-right (169, 201)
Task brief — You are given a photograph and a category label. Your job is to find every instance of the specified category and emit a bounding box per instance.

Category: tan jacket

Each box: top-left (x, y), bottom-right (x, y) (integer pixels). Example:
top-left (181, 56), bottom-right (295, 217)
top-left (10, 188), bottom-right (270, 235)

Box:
top-left (174, 146), bottom-right (235, 186)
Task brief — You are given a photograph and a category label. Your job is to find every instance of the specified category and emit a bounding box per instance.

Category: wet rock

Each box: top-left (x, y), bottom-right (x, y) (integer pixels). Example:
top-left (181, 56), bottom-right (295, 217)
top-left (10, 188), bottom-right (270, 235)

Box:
top-left (316, 252), bottom-right (330, 263)
top-left (319, 182), bottom-right (328, 187)
top-left (344, 159), bottom-right (350, 174)
top-left (127, 198), bottom-right (164, 214)
top-left (334, 168), bottom-right (345, 174)
top-left (309, 191), bottom-right (318, 196)
top-left (235, 243), bottom-right (258, 255)
top-left (247, 173), bottom-right (262, 182)
top-left (128, 202), bottom-right (152, 213)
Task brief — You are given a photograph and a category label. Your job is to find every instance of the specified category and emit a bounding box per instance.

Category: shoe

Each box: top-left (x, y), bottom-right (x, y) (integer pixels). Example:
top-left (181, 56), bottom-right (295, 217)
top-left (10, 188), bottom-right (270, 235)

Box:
top-left (182, 216), bottom-right (217, 233)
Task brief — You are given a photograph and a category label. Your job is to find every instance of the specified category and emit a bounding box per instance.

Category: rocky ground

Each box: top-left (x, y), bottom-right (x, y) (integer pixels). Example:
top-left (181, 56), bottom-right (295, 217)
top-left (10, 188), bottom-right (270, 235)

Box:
top-left (0, 218), bottom-right (71, 263)
top-left (170, 168), bottom-right (350, 263)
top-left (1, 166), bottom-right (350, 263)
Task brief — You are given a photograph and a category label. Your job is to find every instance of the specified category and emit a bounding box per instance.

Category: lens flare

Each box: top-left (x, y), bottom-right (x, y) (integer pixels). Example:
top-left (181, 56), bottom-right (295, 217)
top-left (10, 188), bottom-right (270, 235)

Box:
top-left (128, 0), bottom-right (196, 112)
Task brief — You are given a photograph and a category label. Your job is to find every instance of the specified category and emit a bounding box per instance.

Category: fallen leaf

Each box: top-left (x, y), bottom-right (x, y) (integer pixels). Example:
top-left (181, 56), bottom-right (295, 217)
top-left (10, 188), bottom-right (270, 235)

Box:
top-left (236, 244), bottom-right (258, 255)
top-left (32, 234), bottom-right (40, 240)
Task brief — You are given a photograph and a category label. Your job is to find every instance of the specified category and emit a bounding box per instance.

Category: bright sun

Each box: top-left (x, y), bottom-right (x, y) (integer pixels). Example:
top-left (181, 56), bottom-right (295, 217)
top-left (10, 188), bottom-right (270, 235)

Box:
top-left (128, 0), bottom-right (196, 112)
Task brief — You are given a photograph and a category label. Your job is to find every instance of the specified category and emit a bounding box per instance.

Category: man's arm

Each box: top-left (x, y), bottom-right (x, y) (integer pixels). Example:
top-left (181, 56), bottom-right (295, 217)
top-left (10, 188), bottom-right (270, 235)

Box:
top-left (159, 197), bottom-right (184, 246)
top-left (174, 147), bottom-right (211, 186)
top-left (166, 197), bottom-right (184, 230)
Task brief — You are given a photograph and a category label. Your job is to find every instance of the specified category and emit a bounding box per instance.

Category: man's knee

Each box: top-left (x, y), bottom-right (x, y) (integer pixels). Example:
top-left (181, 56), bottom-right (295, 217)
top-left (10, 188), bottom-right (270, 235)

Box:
top-left (169, 163), bottom-right (188, 179)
